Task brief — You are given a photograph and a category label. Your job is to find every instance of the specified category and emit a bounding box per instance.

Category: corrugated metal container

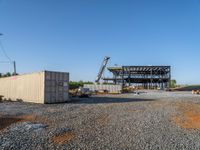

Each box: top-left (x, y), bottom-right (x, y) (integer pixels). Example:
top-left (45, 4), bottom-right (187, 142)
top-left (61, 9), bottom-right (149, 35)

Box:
top-left (0, 71), bottom-right (69, 104)
top-left (84, 84), bottom-right (122, 93)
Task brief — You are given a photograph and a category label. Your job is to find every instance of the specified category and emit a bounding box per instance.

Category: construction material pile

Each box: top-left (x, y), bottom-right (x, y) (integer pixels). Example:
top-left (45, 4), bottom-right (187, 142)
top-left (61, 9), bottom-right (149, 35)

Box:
top-left (192, 90), bottom-right (200, 95)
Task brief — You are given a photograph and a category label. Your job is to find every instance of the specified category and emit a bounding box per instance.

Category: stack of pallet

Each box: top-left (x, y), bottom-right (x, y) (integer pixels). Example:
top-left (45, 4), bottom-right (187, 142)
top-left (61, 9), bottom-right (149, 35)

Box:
top-left (192, 90), bottom-right (200, 95)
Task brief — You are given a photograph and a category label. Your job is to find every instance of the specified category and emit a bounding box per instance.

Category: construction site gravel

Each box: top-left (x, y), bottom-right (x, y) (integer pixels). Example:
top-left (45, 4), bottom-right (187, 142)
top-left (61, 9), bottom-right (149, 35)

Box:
top-left (1, 91), bottom-right (200, 150)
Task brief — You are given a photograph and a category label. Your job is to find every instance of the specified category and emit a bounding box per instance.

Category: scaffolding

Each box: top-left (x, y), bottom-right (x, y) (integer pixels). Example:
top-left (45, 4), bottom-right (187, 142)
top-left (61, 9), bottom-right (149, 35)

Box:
top-left (103, 66), bottom-right (171, 89)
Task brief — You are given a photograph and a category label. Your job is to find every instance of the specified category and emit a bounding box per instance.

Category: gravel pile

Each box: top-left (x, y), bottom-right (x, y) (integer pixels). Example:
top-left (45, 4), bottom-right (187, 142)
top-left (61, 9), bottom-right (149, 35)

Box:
top-left (0, 91), bottom-right (200, 149)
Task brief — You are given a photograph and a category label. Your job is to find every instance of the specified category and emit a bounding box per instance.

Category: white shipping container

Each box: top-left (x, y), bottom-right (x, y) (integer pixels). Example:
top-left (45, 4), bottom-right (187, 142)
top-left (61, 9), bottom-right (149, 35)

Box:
top-left (0, 71), bottom-right (69, 104)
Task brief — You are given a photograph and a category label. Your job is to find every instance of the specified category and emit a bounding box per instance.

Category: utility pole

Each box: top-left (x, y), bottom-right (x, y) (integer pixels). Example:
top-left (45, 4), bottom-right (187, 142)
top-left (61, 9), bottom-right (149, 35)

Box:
top-left (13, 61), bottom-right (16, 75)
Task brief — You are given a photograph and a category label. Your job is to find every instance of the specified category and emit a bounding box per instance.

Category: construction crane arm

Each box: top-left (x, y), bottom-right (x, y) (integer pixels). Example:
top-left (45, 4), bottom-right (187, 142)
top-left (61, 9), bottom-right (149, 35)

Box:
top-left (95, 56), bottom-right (110, 83)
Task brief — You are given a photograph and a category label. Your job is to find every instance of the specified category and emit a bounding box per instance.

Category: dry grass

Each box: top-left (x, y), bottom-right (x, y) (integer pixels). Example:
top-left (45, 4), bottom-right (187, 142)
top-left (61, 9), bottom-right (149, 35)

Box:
top-left (52, 131), bottom-right (75, 144)
top-left (171, 102), bottom-right (200, 129)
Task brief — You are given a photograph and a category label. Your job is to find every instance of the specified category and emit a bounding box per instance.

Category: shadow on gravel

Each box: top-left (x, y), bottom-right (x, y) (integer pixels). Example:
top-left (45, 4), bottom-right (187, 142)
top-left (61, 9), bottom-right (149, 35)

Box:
top-left (0, 115), bottom-right (36, 130)
top-left (0, 116), bottom-right (23, 130)
top-left (70, 97), bottom-right (155, 104)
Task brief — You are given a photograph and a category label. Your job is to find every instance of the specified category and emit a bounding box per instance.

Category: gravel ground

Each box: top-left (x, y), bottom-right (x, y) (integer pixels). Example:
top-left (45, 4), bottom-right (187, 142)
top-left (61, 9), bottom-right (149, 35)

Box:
top-left (1, 91), bottom-right (200, 150)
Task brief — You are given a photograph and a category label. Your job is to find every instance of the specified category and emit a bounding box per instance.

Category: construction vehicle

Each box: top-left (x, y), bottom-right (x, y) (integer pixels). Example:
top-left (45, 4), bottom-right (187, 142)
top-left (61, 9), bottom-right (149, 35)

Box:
top-left (70, 56), bottom-right (110, 97)
top-left (69, 87), bottom-right (92, 98)
top-left (77, 87), bottom-right (92, 97)
top-left (122, 86), bottom-right (135, 93)
top-left (192, 90), bottom-right (200, 95)
top-left (95, 56), bottom-right (110, 83)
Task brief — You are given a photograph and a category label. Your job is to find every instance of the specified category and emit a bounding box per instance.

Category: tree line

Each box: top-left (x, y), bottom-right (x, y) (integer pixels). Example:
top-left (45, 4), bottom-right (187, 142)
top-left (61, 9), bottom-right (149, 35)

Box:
top-left (69, 81), bottom-right (93, 89)
top-left (0, 72), bottom-right (18, 78)
top-left (169, 79), bottom-right (177, 88)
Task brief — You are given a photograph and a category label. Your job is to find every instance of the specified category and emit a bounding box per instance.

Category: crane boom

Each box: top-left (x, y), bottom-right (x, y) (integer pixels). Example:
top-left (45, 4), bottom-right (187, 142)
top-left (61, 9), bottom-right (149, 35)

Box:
top-left (95, 56), bottom-right (110, 83)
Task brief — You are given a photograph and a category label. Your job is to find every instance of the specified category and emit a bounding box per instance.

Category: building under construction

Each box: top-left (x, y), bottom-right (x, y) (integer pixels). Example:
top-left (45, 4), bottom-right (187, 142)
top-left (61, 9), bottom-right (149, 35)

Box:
top-left (104, 66), bottom-right (171, 89)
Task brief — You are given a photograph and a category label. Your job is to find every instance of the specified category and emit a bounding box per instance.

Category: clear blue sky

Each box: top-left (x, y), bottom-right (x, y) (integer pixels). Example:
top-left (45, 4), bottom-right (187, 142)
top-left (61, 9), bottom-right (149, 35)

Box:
top-left (0, 0), bottom-right (200, 84)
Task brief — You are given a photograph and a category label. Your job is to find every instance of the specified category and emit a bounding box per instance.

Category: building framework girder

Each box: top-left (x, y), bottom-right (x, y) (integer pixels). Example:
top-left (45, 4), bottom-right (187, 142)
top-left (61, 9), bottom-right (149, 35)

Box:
top-left (104, 66), bottom-right (171, 89)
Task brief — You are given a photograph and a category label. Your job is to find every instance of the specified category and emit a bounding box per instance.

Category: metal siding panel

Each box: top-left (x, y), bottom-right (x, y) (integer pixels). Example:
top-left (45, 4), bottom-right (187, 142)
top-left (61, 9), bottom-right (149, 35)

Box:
top-left (0, 71), bottom-right (69, 104)
top-left (44, 71), bottom-right (69, 103)
top-left (0, 72), bottom-right (45, 103)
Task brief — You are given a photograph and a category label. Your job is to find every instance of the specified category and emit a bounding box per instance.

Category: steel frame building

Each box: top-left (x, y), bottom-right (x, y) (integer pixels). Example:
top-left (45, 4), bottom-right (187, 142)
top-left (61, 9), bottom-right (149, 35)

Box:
top-left (104, 66), bottom-right (171, 89)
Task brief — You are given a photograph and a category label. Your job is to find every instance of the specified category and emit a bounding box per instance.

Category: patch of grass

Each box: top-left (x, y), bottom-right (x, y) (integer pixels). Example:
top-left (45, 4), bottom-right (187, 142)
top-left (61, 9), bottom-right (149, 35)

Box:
top-left (173, 85), bottom-right (200, 91)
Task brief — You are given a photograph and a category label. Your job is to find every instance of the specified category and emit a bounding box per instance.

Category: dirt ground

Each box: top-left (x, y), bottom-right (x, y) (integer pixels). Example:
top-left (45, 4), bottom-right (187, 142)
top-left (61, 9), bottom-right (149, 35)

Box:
top-left (1, 91), bottom-right (200, 150)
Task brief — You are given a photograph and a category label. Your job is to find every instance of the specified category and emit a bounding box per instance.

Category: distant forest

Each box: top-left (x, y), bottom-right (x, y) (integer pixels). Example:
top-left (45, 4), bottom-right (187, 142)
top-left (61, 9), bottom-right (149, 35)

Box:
top-left (0, 72), bottom-right (18, 78)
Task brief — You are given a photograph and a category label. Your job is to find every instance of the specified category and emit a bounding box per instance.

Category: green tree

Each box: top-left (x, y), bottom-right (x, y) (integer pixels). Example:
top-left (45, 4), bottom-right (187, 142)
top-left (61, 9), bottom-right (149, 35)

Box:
top-left (169, 80), bottom-right (177, 88)
top-left (4, 72), bottom-right (11, 77)
top-left (0, 72), bottom-right (15, 78)
top-left (69, 81), bottom-right (94, 89)
top-left (12, 72), bottom-right (18, 76)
